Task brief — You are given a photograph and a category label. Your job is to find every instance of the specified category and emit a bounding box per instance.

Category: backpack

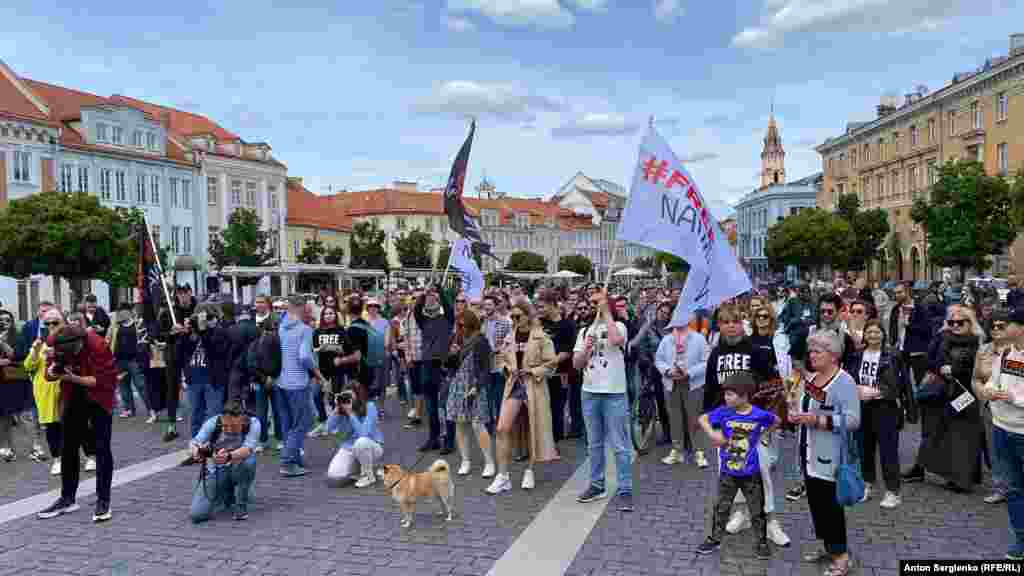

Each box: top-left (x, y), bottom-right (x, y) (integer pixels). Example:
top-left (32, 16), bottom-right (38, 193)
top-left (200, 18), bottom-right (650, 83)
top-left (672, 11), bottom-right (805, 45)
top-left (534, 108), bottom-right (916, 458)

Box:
top-left (349, 322), bottom-right (386, 368)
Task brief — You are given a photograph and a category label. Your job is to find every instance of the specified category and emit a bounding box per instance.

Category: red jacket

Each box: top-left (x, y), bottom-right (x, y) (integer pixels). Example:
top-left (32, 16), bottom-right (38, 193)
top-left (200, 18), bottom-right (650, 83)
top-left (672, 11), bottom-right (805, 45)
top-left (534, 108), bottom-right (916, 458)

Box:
top-left (48, 331), bottom-right (118, 413)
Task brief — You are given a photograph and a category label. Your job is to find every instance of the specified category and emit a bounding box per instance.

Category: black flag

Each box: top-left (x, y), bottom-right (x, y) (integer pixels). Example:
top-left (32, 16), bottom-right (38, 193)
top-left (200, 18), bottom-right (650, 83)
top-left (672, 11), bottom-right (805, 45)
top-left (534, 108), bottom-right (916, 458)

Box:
top-left (443, 120), bottom-right (480, 241)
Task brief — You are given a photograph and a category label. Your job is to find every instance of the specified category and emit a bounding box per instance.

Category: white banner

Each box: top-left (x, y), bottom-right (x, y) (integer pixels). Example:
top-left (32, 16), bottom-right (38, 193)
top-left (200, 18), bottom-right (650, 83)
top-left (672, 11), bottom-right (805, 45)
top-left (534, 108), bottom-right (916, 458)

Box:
top-left (618, 125), bottom-right (720, 273)
top-left (668, 240), bottom-right (751, 328)
top-left (447, 238), bottom-right (484, 302)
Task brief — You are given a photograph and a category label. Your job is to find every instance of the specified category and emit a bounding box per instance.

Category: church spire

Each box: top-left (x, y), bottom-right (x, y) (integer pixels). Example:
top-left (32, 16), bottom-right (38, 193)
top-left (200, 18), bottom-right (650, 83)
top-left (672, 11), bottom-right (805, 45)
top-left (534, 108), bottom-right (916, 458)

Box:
top-left (760, 101), bottom-right (785, 189)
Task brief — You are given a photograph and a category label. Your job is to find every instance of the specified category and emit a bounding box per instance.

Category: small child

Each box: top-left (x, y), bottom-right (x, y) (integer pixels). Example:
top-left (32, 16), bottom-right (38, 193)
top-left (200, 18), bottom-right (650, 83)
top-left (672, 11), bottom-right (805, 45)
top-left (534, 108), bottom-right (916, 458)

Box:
top-left (697, 372), bottom-right (778, 559)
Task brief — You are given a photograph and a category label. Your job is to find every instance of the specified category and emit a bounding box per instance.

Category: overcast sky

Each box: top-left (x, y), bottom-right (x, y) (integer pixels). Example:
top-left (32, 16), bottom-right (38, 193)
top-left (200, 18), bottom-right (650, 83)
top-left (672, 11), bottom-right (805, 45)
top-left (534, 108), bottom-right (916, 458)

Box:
top-left (3, 0), bottom-right (1018, 218)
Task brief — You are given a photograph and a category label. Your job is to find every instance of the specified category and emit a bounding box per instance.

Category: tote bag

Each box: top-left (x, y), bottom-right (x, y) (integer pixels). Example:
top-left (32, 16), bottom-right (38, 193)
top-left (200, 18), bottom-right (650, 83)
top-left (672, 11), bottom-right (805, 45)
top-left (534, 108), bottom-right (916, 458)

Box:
top-left (834, 400), bottom-right (865, 507)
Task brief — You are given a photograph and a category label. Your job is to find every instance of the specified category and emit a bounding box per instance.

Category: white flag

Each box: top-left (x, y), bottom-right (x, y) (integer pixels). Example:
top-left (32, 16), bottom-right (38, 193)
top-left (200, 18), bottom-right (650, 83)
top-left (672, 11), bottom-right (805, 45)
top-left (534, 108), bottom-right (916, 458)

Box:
top-left (667, 233), bottom-right (751, 328)
top-left (618, 126), bottom-right (719, 274)
top-left (447, 238), bottom-right (484, 302)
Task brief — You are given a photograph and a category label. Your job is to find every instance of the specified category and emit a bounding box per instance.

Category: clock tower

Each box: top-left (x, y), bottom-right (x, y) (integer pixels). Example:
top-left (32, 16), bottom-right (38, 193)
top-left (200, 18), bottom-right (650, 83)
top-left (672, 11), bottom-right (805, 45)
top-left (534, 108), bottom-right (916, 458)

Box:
top-left (760, 106), bottom-right (785, 189)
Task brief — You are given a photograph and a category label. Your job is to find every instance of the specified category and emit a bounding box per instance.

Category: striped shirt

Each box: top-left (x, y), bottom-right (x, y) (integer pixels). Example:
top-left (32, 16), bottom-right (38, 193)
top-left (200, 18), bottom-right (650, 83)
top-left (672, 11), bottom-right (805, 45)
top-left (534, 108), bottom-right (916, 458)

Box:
top-left (484, 315), bottom-right (512, 373)
top-left (402, 310), bottom-right (423, 363)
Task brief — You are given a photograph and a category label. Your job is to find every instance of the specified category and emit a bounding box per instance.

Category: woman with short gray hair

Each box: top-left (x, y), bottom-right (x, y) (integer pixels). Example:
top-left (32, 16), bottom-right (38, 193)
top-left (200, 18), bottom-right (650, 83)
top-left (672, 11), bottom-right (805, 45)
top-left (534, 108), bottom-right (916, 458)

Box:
top-left (792, 327), bottom-right (860, 576)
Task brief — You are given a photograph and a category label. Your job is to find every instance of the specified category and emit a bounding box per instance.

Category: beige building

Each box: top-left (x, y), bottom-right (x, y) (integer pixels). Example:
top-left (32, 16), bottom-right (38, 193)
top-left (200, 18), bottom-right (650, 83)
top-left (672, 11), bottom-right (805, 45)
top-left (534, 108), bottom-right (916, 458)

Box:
top-left (817, 33), bottom-right (1024, 281)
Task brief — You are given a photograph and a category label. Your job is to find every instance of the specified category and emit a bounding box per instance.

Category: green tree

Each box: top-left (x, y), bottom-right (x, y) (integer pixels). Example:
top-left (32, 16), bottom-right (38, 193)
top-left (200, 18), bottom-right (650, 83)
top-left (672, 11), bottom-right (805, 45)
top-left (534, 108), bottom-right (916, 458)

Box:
top-left (323, 245), bottom-right (346, 265)
top-left (1011, 167), bottom-right (1024, 229)
top-left (505, 250), bottom-right (547, 272)
top-left (0, 192), bottom-right (156, 308)
top-left (349, 221), bottom-right (389, 270)
top-left (558, 254), bottom-right (593, 277)
top-left (208, 208), bottom-right (276, 286)
top-left (296, 237), bottom-right (326, 264)
top-left (834, 193), bottom-right (890, 272)
top-left (910, 160), bottom-right (1015, 277)
top-left (104, 207), bottom-right (173, 289)
top-left (394, 229), bottom-right (433, 269)
top-left (437, 242), bottom-right (484, 270)
top-left (765, 208), bottom-right (854, 275)
top-left (654, 251), bottom-right (689, 273)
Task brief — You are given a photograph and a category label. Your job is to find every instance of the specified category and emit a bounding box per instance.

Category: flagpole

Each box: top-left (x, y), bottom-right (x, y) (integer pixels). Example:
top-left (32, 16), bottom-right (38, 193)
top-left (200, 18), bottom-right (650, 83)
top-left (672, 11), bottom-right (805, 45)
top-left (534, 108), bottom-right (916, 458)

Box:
top-left (143, 213), bottom-right (178, 326)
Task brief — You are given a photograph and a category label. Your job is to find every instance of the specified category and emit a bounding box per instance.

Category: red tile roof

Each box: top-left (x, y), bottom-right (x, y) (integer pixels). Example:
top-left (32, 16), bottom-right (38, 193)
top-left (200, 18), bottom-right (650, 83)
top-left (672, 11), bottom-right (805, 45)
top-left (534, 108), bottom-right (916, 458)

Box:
top-left (107, 94), bottom-right (239, 141)
top-left (0, 65), bottom-right (51, 123)
top-left (287, 180), bottom-right (352, 233)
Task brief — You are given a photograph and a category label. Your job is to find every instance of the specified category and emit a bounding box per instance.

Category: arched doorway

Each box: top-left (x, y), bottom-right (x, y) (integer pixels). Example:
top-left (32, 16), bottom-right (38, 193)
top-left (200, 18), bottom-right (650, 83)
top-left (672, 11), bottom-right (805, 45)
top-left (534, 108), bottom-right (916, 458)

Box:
top-left (911, 246), bottom-right (920, 281)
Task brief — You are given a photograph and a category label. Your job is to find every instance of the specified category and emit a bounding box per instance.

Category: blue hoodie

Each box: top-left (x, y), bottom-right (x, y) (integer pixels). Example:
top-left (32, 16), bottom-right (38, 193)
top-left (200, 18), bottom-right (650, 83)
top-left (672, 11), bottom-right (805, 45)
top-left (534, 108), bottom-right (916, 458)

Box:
top-left (278, 313), bottom-right (316, 391)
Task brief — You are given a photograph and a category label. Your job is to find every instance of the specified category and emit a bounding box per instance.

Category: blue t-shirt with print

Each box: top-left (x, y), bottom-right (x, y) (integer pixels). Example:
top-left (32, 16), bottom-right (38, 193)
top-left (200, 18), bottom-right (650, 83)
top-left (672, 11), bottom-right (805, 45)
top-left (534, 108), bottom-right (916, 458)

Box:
top-left (706, 405), bottom-right (776, 477)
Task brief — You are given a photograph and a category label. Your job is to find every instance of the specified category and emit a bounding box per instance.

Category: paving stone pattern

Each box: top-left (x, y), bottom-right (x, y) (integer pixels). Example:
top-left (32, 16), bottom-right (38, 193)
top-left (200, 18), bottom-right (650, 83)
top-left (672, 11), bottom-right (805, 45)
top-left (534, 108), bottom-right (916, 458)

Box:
top-left (0, 396), bottom-right (584, 576)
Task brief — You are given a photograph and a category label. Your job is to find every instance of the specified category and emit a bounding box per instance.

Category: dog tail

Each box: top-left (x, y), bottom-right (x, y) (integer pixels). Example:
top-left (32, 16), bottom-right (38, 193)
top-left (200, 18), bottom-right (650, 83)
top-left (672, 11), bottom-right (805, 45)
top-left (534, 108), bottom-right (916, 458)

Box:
top-left (429, 459), bottom-right (449, 474)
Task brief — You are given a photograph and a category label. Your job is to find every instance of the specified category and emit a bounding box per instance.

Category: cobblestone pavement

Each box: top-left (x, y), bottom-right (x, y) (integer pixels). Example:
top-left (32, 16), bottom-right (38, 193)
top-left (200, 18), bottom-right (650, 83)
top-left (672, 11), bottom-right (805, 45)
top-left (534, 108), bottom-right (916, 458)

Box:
top-left (567, 422), bottom-right (1011, 576)
top-left (0, 396), bottom-right (1012, 576)
top-left (0, 396), bottom-right (584, 576)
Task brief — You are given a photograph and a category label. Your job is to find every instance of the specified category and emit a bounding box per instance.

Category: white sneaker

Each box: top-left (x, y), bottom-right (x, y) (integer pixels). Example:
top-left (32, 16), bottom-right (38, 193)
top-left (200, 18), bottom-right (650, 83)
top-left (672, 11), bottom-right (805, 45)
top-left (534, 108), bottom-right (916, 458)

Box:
top-left (0, 448), bottom-right (14, 462)
top-left (50, 458), bottom-right (61, 476)
top-left (481, 462), bottom-right (496, 478)
top-left (694, 450), bottom-right (709, 469)
top-left (307, 422), bottom-right (325, 438)
top-left (84, 457), bottom-right (97, 472)
top-left (457, 460), bottom-right (471, 476)
top-left (486, 473), bottom-right (511, 494)
top-left (860, 483), bottom-right (873, 503)
top-left (276, 442), bottom-right (284, 451)
top-left (521, 469), bottom-right (535, 490)
top-left (407, 408), bottom-right (417, 420)
top-left (725, 508), bottom-right (751, 534)
top-left (766, 518), bottom-right (791, 547)
top-left (355, 473), bottom-right (376, 488)
top-left (661, 449), bottom-right (682, 465)
top-left (254, 445), bottom-right (265, 454)
top-left (145, 412), bottom-right (157, 424)
top-left (985, 492), bottom-right (1007, 504)
top-left (880, 492), bottom-right (902, 509)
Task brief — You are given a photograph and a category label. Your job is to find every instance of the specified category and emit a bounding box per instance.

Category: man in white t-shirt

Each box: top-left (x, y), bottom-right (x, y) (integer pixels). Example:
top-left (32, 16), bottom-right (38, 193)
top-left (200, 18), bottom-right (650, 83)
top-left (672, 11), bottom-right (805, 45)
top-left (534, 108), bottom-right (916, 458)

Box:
top-left (573, 288), bottom-right (633, 512)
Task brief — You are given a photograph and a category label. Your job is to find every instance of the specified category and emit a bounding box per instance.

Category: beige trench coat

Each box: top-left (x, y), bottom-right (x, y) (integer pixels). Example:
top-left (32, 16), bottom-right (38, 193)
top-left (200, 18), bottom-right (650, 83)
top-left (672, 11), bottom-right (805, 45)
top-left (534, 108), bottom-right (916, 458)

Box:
top-left (496, 324), bottom-right (560, 463)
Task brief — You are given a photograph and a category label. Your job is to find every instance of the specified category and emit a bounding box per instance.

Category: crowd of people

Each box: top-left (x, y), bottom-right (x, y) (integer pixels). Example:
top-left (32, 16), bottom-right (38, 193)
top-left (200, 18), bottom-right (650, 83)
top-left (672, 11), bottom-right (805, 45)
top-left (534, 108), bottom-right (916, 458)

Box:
top-left (4, 273), bottom-right (1024, 573)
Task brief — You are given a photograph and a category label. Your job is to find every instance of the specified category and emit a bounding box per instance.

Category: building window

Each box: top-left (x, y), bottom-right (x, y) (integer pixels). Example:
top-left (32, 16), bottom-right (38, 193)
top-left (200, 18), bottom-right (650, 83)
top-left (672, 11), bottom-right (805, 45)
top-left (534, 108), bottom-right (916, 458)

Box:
top-left (839, 153), bottom-right (846, 173)
top-left (909, 165), bottom-right (918, 192)
top-left (96, 123), bottom-right (108, 142)
top-left (998, 143), bottom-right (1009, 175)
top-left (268, 186), bottom-right (277, 210)
top-left (183, 226), bottom-right (192, 254)
top-left (132, 130), bottom-right (143, 147)
top-left (115, 170), bottom-right (126, 201)
top-left (207, 177), bottom-right (219, 205)
top-left (863, 178), bottom-right (871, 204)
top-left (182, 180), bottom-right (191, 209)
top-left (77, 166), bottom-right (89, 193)
top-left (910, 125), bottom-right (918, 147)
top-left (948, 110), bottom-right (956, 136)
top-left (891, 171), bottom-right (899, 198)
top-left (152, 225), bottom-right (161, 247)
top-left (147, 132), bottom-right (158, 151)
top-left (111, 126), bottom-right (123, 145)
top-left (878, 138), bottom-right (885, 161)
top-left (851, 149), bottom-right (857, 168)
top-left (171, 226), bottom-right (180, 254)
top-left (877, 175), bottom-right (885, 200)
top-left (928, 118), bottom-right (935, 143)
top-left (863, 143), bottom-right (870, 163)
top-left (972, 101), bottom-right (982, 130)
top-left (396, 216), bottom-right (407, 230)
top-left (12, 150), bottom-right (30, 182)
top-left (136, 174), bottom-right (146, 203)
top-left (208, 226), bottom-right (220, 241)
top-left (60, 164), bottom-right (73, 192)
top-left (170, 178), bottom-right (178, 207)
top-left (151, 175), bottom-right (160, 204)
top-left (927, 160), bottom-right (938, 185)
top-left (245, 182), bottom-right (257, 207)
top-left (99, 168), bottom-right (111, 201)
top-left (998, 92), bottom-right (1009, 122)
top-left (231, 180), bottom-right (242, 205)
top-left (292, 239), bottom-right (299, 257)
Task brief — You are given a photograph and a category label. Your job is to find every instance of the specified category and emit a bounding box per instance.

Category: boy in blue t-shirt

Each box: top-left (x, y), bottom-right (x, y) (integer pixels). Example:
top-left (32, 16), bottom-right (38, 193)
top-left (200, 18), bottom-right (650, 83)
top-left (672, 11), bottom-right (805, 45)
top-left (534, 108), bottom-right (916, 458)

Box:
top-left (697, 372), bottom-right (778, 559)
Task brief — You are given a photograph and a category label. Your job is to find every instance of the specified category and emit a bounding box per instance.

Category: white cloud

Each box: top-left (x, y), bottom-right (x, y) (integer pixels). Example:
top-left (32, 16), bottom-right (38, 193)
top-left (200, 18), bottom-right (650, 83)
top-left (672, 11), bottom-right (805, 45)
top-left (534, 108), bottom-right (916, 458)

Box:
top-left (567, 0), bottom-right (609, 12)
top-left (654, 0), bottom-right (683, 23)
top-left (446, 16), bottom-right (477, 31)
top-left (412, 80), bottom-right (562, 122)
top-left (732, 0), bottom-right (1000, 49)
top-left (447, 0), bottom-right (575, 29)
top-left (678, 152), bottom-right (720, 163)
top-left (552, 113), bottom-right (642, 138)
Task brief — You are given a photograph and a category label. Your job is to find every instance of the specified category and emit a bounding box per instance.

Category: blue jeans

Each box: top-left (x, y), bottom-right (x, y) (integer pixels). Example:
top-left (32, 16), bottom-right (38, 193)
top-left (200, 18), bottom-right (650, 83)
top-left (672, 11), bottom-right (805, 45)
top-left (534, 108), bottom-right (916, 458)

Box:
top-left (188, 380), bottom-right (224, 439)
top-left (275, 386), bottom-right (311, 468)
top-left (993, 426), bottom-right (1024, 555)
top-left (582, 391), bottom-right (633, 496)
top-left (249, 383), bottom-right (271, 444)
top-left (189, 458), bottom-right (256, 523)
top-left (117, 359), bottom-right (147, 415)
top-left (269, 379), bottom-right (283, 440)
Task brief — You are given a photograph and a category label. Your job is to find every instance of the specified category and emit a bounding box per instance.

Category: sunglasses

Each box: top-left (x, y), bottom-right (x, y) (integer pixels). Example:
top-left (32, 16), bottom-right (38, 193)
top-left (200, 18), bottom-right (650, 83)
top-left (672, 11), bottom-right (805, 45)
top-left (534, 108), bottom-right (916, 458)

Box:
top-left (947, 319), bottom-right (969, 328)
top-left (45, 320), bottom-right (62, 327)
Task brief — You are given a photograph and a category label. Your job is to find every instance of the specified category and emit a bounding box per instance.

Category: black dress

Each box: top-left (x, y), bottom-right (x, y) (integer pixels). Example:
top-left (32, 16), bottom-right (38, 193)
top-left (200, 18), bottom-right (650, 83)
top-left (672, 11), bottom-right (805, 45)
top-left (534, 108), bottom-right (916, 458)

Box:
top-left (922, 332), bottom-right (982, 491)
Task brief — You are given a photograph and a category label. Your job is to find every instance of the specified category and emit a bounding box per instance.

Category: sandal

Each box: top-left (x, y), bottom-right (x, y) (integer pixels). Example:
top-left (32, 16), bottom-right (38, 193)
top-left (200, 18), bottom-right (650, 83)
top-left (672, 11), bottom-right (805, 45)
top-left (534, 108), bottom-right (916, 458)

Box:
top-left (802, 549), bottom-right (831, 564)
top-left (823, 556), bottom-right (852, 576)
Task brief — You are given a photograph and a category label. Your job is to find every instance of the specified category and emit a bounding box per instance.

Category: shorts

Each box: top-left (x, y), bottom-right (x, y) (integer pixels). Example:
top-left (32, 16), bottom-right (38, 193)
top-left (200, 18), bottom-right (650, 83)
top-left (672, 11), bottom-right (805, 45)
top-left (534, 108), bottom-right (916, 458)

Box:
top-left (509, 378), bottom-right (528, 402)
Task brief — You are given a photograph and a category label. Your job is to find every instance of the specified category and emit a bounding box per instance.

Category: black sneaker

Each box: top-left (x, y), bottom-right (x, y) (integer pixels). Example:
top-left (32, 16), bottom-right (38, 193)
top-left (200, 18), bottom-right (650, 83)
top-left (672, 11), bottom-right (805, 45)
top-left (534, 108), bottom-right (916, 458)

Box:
top-left (755, 540), bottom-right (772, 559)
top-left (233, 507), bottom-right (249, 521)
top-left (696, 538), bottom-right (721, 555)
top-left (163, 429), bottom-right (179, 443)
top-left (785, 484), bottom-right (806, 501)
top-left (37, 498), bottom-right (79, 519)
top-left (576, 486), bottom-right (608, 503)
top-left (616, 493), bottom-right (634, 512)
top-left (902, 466), bottom-right (925, 483)
top-left (93, 501), bottom-right (112, 523)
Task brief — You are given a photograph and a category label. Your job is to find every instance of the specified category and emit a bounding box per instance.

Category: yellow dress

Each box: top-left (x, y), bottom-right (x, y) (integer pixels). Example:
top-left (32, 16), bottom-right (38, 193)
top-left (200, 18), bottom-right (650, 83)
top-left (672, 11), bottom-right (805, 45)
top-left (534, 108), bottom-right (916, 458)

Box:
top-left (23, 343), bottom-right (61, 424)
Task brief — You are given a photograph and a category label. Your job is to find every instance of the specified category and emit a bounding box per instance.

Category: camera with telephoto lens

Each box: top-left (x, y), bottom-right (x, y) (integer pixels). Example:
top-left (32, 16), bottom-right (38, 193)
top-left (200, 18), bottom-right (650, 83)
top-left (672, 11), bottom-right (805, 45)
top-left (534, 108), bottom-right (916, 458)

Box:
top-left (335, 390), bottom-right (354, 406)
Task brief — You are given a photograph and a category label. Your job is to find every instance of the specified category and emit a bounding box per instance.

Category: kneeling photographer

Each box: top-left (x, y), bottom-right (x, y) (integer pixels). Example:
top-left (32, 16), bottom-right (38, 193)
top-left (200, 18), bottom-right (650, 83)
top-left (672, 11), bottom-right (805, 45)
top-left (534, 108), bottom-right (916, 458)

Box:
top-left (325, 388), bottom-right (383, 488)
top-left (189, 399), bottom-right (260, 523)
top-left (37, 325), bottom-right (118, 523)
